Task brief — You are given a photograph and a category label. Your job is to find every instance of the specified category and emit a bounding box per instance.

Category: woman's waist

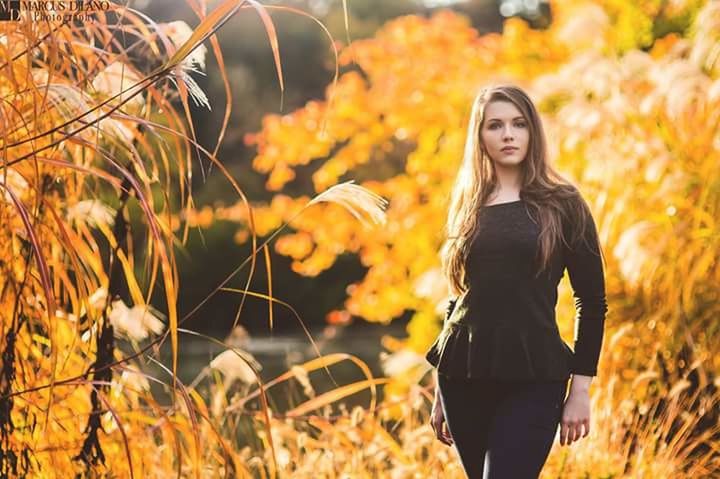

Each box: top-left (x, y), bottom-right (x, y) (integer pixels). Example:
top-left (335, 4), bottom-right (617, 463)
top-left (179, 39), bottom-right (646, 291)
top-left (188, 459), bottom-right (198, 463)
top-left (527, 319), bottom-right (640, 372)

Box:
top-left (447, 305), bottom-right (558, 332)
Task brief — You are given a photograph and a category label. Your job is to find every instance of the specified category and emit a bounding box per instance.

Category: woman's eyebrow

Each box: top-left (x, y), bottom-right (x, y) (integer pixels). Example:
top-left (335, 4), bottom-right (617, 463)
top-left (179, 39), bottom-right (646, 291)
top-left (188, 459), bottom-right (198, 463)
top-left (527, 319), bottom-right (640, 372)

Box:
top-left (486, 116), bottom-right (525, 121)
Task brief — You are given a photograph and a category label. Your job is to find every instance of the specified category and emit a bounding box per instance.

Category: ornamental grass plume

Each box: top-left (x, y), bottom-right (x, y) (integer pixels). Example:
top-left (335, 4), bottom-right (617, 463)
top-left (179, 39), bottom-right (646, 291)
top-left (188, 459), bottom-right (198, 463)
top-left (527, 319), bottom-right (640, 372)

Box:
top-left (161, 19), bottom-right (212, 110)
top-left (91, 61), bottom-right (145, 110)
top-left (158, 21), bottom-right (208, 71)
top-left (307, 180), bottom-right (389, 228)
top-left (0, 169), bottom-right (29, 203)
top-left (67, 199), bottom-right (116, 228)
top-left (209, 349), bottom-right (261, 387)
top-left (116, 365), bottom-right (151, 396)
top-left (108, 299), bottom-right (165, 341)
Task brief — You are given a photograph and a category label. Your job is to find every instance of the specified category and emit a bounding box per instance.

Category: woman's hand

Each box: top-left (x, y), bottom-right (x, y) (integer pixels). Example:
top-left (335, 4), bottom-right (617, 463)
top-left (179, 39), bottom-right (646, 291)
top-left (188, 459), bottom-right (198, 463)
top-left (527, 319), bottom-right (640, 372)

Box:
top-left (559, 375), bottom-right (592, 446)
top-left (430, 389), bottom-right (453, 446)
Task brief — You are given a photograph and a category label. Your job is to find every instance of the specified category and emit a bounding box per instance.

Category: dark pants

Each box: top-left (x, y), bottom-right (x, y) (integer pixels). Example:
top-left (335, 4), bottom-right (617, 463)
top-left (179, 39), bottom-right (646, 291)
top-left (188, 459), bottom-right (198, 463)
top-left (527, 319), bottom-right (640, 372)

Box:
top-left (438, 373), bottom-right (568, 479)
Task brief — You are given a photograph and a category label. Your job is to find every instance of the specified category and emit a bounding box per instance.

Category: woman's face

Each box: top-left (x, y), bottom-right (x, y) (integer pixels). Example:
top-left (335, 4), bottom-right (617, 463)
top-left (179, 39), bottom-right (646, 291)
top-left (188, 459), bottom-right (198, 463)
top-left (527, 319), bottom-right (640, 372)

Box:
top-left (480, 100), bottom-right (529, 167)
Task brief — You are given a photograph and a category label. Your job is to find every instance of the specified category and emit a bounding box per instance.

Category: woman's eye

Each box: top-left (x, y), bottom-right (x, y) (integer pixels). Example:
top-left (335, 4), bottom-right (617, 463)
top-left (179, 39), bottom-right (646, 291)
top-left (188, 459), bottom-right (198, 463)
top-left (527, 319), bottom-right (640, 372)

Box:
top-left (487, 122), bottom-right (525, 129)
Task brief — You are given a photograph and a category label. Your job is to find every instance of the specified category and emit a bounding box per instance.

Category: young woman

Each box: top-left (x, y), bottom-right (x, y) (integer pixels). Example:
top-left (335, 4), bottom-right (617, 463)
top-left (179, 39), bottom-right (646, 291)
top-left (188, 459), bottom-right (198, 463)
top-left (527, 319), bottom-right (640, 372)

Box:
top-left (425, 84), bottom-right (608, 478)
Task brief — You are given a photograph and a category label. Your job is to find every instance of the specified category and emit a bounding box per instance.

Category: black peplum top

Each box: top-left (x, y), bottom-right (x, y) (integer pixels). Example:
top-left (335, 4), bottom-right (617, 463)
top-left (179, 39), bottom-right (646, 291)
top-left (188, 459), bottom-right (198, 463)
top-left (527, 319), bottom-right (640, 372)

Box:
top-left (425, 197), bottom-right (608, 381)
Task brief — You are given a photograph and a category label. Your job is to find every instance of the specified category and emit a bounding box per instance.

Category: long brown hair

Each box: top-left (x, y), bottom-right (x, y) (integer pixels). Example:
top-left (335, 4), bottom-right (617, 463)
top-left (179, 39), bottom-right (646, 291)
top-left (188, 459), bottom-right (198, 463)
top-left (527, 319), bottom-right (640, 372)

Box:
top-left (441, 84), bottom-right (604, 296)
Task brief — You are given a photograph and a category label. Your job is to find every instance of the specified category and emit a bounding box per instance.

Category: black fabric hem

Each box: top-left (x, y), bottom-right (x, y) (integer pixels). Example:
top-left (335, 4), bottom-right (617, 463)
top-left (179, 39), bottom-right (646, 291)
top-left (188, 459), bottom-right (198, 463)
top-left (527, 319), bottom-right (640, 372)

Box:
top-left (424, 321), bottom-right (575, 382)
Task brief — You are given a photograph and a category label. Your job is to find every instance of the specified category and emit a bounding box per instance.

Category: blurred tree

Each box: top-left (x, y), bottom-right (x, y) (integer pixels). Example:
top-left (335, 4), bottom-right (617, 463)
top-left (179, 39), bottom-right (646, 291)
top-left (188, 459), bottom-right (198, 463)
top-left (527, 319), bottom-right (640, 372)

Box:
top-left (138, 0), bottom-right (504, 334)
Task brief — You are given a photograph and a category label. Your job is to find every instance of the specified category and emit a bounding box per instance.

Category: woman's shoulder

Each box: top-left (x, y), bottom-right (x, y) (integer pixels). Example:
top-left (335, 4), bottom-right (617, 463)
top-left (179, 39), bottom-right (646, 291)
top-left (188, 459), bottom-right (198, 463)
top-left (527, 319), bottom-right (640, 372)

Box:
top-left (548, 185), bottom-right (594, 243)
top-left (551, 184), bottom-right (590, 216)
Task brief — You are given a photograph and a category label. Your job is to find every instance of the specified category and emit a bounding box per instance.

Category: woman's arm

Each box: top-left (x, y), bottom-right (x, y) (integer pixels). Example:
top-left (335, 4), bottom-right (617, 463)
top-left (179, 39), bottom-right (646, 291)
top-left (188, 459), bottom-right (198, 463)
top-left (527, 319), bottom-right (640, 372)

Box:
top-left (560, 197), bottom-right (608, 446)
top-left (569, 374), bottom-right (592, 392)
top-left (564, 200), bottom-right (608, 377)
top-left (424, 296), bottom-right (460, 367)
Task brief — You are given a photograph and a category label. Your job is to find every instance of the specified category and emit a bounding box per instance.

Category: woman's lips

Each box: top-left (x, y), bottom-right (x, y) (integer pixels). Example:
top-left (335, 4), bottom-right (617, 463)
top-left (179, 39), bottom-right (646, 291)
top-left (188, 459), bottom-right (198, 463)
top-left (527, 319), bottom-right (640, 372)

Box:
top-left (501, 147), bottom-right (518, 153)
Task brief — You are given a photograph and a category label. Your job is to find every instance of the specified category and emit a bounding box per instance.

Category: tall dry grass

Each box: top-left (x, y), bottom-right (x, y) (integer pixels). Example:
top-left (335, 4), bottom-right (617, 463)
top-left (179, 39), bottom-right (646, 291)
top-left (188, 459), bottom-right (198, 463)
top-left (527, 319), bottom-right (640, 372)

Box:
top-left (0, 0), bottom-right (323, 476)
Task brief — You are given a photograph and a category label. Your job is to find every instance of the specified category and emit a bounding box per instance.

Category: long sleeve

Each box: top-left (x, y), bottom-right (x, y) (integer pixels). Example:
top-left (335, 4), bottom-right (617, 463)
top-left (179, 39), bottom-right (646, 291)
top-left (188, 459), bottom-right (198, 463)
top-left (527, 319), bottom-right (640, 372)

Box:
top-left (564, 206), bottom-right (608, 377)
top-left (424, 297), bottom-right (458, 366)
